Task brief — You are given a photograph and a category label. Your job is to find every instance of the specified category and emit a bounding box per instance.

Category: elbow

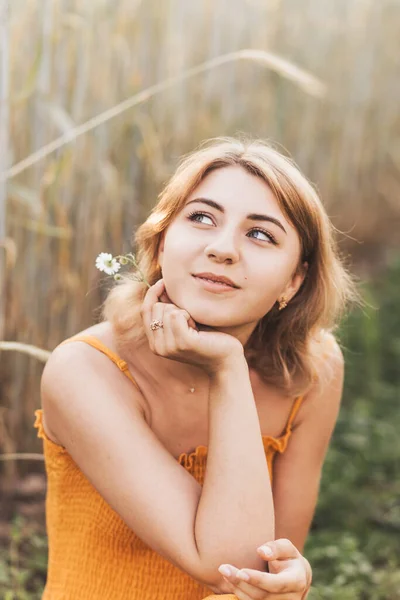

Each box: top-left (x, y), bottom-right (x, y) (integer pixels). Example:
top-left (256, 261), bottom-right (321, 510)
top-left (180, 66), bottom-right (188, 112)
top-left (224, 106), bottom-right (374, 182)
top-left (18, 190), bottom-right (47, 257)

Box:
top-left (201, 571), bottom-right (234, 595)
top-left (196, 547), bottom-right (269, 594)
top-left (201, 552), bottom-right (271, 593)
top-left (190, 551), bottom-right (235, 594)
top-left (193, 519), bottom-right (275, 591)
top-left (188, 554), bottom-right (229, 594)
top-left (201, 528), bottom-right (275, 577)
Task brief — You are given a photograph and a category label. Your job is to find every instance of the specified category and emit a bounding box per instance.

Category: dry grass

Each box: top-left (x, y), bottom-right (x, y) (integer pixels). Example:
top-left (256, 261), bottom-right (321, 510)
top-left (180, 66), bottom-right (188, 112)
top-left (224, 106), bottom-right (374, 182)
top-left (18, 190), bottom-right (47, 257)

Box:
top-left (1, 48), bottom-right (326, 183)
top-left (0, 0), bottom-right (399, 475)
top-left (0, 342), bottom-right (50, 363)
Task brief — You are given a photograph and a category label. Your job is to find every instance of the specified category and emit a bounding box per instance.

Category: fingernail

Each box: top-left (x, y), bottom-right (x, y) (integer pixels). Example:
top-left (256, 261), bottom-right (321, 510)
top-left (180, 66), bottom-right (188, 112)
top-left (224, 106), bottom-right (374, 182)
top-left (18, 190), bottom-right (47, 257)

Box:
top-left (236, 570), bottom-right (250, 581)
top-left (218, 565), bottom-right (232, 577)
top-left (258, 545), bottom-right (273, 557)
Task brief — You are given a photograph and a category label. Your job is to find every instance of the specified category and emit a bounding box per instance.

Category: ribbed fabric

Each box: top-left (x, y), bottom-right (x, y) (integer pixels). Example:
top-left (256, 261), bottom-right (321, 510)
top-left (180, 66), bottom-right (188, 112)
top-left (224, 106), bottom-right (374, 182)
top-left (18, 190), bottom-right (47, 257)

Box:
top-left (34, 335), bottom-right (304, 600)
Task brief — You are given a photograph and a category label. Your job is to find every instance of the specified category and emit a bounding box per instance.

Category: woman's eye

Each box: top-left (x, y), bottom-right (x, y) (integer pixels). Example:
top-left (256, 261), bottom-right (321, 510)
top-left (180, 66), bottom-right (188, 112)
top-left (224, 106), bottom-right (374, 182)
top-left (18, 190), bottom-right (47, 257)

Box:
top-left (187, 211), bottom-right (214, 225)
top-left (248, 228), bottom-right (277, 244)
top-left (187, 211), bottom-right (277, 245)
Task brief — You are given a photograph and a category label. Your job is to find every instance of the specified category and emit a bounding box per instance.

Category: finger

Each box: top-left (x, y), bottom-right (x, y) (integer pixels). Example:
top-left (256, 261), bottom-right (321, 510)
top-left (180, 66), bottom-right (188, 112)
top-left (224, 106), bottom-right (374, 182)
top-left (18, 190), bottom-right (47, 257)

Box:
top-left (150, 302), bottom-right (167, 354)
top-left (225, 579), bottom-right (295, 600)
top-left (162, 307), bottom-right (186, 352)
top-left (153, 304), bottom-right (194, 356)
top-left (221, 583), bottom-right (253, 600)
top-left (233, 565), bottom-right (305, 594)
top-left (227, 580), bottom-right (295, 600)
top-left (163, 293), bottom-right (198, 330)
top-left (168, 309), bottom-right (193, 351)
top-left (159, 291), bottom-right (170, 303)
top-left (151, 283), bottom-right (198, 330)
top-left (159, 287), bottom-right (173, 304)
top-left (186, 314), bottom-right (198, 330)
top-left (141, 279), bottom-right (165, 334)
top-left (257, 538), bottom-right (300, 562)
top-left (219, 566), bottom-right (265, 599)
top-left (178, 308), bottom-right (197, 329)
top-left (222, 577), bottom-right (266, 600)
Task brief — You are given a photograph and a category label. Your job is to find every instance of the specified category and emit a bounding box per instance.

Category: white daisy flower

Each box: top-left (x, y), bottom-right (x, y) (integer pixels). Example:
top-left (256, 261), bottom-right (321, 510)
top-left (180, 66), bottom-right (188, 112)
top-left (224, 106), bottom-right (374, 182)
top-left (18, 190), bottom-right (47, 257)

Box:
top-left (95, 252), bottom-right (121, 276)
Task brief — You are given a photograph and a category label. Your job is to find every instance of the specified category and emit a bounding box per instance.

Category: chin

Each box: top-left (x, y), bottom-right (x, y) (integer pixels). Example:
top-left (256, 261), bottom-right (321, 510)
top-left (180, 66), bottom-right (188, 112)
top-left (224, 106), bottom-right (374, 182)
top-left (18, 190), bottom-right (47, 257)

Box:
top-left (183, 303), bottom-right (236, 328)
top-left (165, 283), bottom-right (237, 326)
top-left (193, 316), bottom-right (221, 328)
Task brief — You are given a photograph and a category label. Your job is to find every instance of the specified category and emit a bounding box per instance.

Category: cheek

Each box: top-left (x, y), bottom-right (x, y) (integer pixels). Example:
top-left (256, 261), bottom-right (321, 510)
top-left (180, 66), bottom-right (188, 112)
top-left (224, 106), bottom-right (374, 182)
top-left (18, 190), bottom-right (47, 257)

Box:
top-left (242, 266), bottom-right (290, 315)
top-left (247, 259), bottom-right (287, 292)
top-left (246, 287), bottom-right (279, 318)
top-left (160, 257), bottom-right (193, 305)
top-left (162, 228), bottom-right (197, 264)
top-left (166, 281), bottom-right (275, 327)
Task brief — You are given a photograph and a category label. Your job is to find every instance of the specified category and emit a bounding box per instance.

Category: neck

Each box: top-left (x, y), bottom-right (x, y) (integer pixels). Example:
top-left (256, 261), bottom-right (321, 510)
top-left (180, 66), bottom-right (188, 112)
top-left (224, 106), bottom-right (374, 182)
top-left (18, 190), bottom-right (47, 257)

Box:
top-left (130, 321), bottom-right (256, 391)
top-left (134, 337), bottom-right (210, 391)
top-left (162, 357), bottom-right (209, 390)
top-left (194, 319), bottom-right (257, 349)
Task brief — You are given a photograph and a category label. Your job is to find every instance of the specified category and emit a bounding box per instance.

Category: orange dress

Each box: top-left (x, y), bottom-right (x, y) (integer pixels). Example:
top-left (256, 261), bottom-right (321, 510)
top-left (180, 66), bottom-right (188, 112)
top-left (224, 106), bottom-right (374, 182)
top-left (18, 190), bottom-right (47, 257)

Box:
top-left (34, 335), bottom-right (304, 600)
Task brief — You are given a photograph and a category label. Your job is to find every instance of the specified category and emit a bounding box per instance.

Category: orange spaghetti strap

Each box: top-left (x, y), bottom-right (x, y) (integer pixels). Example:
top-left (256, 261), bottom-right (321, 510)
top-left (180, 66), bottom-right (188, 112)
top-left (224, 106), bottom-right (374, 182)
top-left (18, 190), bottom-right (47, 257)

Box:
top-left (285, 395), bottom-right (305, 433)
top-left (60, 335), bottom-right (140, 389)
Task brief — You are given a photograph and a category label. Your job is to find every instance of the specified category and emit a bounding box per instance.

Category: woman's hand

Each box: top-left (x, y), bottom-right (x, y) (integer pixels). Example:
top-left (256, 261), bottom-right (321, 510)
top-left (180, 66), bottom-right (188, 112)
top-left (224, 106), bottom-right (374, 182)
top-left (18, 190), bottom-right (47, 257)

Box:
top-left (217, 538), bottom-right (312, 599)
top-left (141, 278), bottom-right (244, 376)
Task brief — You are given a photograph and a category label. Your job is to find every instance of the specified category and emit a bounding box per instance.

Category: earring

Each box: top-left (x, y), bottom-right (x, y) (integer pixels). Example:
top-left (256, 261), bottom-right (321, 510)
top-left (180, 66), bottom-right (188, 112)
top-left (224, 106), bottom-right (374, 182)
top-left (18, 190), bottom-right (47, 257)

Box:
top-left (278, 295), bottom-right (288, 310)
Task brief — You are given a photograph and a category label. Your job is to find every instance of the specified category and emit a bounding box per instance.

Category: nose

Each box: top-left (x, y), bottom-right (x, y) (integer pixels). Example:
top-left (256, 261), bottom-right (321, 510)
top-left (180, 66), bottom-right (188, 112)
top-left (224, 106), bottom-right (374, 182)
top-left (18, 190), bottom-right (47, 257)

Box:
top-left (204, 226), bottom-right (240, 264)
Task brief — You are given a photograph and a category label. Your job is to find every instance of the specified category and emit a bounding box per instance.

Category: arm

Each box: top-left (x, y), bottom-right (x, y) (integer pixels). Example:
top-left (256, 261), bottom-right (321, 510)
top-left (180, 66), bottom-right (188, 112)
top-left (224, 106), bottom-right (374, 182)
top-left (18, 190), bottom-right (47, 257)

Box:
top-left (210, 336), bottom-right (344, 598)
top-left (42, 343), bottom-right (211, 587)
top-left (195, 357), bottom-right (275, 573)
top-left (272, 335), bottom-right (345, 552)
top-left (41, 343), bottom-right (272, 592)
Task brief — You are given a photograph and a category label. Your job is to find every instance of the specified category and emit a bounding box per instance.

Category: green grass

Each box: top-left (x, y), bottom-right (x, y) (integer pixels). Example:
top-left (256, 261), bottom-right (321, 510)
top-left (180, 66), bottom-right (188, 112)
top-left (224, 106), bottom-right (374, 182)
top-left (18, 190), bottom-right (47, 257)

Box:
top-left (0, 516), bottom-right (47, 600)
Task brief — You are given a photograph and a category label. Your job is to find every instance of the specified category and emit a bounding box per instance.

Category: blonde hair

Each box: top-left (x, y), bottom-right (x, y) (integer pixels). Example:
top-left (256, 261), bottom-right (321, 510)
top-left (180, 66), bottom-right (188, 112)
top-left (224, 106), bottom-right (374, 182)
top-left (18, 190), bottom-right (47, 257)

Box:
top-left (103, 136), bottom-right (360, 396)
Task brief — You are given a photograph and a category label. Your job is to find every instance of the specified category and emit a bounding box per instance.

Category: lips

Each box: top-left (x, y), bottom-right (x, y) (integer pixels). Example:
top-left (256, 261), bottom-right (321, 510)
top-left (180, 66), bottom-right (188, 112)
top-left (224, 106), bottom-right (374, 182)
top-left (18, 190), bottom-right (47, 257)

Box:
top-left (192, 272), bottom-right (239, 288)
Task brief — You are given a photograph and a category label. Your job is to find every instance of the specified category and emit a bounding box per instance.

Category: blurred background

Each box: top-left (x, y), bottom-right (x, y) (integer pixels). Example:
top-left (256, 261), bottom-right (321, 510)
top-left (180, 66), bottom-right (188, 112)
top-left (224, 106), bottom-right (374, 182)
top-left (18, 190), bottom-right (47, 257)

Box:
top-left (0, 0), bottom-right (399, 598)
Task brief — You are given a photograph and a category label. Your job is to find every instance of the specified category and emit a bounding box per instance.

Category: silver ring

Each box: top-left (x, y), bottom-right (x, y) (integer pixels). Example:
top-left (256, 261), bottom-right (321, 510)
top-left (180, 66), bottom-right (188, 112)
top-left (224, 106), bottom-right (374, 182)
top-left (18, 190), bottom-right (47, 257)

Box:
top-left (150, 319), bottom-right (164, 331)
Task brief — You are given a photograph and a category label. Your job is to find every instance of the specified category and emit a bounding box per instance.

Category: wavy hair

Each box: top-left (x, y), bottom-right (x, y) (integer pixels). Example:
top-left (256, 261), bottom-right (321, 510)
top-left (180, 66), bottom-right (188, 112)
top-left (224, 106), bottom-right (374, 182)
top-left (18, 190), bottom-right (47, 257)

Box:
top-left (103, 136), bottom-right (360, 396)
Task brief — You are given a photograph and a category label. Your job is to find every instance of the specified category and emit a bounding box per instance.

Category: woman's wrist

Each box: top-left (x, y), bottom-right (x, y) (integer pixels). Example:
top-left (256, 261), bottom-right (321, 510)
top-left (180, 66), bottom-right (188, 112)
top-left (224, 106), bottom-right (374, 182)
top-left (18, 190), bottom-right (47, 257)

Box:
top-left (208, 353), bottom-right (248, 384)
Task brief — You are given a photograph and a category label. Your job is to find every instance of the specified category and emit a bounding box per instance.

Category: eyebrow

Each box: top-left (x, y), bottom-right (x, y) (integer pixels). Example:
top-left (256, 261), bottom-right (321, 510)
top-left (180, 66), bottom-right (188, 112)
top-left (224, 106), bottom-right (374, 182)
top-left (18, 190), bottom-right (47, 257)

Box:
top-left (185, 197), bottom-right (287, 234)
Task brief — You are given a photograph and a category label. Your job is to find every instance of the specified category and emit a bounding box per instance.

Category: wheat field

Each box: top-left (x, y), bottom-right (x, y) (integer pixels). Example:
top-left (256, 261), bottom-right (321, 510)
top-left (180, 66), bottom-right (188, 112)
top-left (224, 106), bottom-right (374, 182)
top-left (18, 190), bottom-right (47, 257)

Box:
top-left (0, 0), bottom-right (399, 476)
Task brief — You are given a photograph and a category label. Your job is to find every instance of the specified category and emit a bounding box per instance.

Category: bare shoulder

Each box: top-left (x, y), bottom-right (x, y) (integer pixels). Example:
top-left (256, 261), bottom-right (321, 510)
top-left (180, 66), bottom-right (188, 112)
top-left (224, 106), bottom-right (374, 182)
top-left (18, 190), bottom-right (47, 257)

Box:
top-left (40, 322), bottom-right (148, 444)
top-left (70, 320), bottom-right (120, 350)
top-left (42, 320), bottom-right (139, 392)
top-left (38, 325), bottom-right (221, 589)
top-left (272, 332), bottom-right (345, 551)
top-left (42, 322), bottom-right (133, 391)
top-left (294, 330), bottom-right (345, 428)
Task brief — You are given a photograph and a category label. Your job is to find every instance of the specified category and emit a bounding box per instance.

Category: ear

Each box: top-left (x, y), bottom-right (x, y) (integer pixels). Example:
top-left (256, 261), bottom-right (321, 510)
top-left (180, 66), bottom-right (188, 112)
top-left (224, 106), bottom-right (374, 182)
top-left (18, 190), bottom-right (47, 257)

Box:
top-left (283, 261), bottom-right (308, 302)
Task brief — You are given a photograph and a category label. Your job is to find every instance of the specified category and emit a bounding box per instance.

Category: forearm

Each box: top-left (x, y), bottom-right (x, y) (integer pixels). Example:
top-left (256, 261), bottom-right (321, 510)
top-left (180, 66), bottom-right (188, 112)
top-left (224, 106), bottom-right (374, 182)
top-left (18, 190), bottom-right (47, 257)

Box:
top-left (194, 356), bottom-right (275, 578)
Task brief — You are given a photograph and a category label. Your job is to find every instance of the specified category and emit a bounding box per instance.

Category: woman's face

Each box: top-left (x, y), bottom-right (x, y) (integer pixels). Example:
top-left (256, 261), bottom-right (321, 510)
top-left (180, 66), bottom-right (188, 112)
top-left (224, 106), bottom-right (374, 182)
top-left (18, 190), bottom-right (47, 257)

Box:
top-left (158, 165), bottom-right (307, 345)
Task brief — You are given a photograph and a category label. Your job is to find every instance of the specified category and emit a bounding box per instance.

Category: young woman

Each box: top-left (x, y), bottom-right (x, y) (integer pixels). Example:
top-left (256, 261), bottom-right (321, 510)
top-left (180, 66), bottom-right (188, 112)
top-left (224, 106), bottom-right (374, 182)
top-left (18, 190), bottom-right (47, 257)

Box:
top-left (34, 137), bottom-right (357, 599)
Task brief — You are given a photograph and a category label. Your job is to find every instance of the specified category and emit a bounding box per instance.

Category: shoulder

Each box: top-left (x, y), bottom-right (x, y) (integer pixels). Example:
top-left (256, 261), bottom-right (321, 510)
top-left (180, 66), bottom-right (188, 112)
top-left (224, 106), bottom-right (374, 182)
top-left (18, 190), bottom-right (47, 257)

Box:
top-left (295, 330), bottom-right (344, 428)
top-left (40, 322), bottom-right (148, 442)
top-left (43, 321), bottom-right (128, 374)
top-left (42, 323), bottom-right (113, 380)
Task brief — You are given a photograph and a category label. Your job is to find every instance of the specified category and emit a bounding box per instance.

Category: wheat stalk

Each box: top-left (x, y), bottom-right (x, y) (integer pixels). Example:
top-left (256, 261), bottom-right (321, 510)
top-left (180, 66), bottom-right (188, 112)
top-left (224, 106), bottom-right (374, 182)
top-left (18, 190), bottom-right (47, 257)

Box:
top-left (0, 48), bottom-right (326, 183)
top-left (0, 341), bottom-right (50, 362)
top-left (0, 453), bottom-right (44, 461)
